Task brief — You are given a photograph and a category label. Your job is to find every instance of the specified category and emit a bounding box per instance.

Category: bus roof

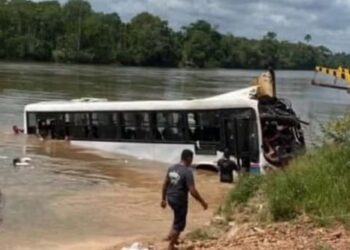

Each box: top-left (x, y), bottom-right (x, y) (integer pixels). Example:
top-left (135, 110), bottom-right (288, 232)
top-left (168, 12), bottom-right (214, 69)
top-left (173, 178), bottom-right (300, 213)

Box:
top-left (24, 87), bottom-right (259, 112)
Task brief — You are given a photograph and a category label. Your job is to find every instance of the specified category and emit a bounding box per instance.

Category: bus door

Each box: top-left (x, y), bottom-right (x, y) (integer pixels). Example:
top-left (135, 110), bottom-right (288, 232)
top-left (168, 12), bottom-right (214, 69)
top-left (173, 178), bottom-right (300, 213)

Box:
top-left (223, 119), bottom-right (238, 156)
top-left (236, 116), bottom-right (252, 172)
top-left (222, 115), bottom-right (241, 169)
top-left (222, 110), bottom-right (257, 171)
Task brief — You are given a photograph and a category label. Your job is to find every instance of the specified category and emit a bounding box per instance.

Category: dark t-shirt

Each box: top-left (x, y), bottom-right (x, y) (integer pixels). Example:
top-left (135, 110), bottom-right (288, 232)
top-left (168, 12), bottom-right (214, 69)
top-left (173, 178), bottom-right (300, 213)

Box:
top-left (166, 164), bottom-right (194, 204)
top-left (218, 157), bottom-right (237, 183)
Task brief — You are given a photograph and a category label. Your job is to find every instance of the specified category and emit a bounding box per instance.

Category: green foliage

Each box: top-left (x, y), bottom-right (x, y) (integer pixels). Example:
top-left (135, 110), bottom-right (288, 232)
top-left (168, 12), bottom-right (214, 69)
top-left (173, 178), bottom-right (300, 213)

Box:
top-left (223, 175), bottom-right (263, 215)
top-left (266, 142), bottom-right (350, 223)
top-left (221, 115), bottom-right (350, 226)
top-left (123, 12), bottom-right (179, 66)
top-left (181, 20), bottom-right (222, 68)
top-left (264, 31), bottom-right (277, 40)
top-left (304, 34), bottom-right (312, 43)
top-left (0, 0), bottom-right (350, 67)
top-left (323, 114), bottom-right (350, 144)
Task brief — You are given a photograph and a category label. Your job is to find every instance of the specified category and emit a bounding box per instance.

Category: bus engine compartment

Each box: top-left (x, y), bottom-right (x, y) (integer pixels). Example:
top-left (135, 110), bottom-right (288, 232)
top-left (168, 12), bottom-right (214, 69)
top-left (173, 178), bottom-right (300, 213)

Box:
top-left (259, 97), bottom-right (306, 167)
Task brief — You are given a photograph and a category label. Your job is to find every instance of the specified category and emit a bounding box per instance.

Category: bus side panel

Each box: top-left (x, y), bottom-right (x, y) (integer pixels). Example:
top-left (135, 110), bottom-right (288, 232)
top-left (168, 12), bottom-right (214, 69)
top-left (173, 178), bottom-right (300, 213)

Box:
top-left (70, 140), bottom-right (197, 165)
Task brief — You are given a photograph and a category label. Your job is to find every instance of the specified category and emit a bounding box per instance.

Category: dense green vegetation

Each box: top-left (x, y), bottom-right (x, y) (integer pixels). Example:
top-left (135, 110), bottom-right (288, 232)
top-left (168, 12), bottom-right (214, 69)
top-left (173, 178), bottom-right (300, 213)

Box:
top-left (224, 114), bottom-right (350, 225)
top-left (222, 175), bottom-right (263, 215)
top-left (267, 144), bottom-right (350, 223)
top-left (1, 0), bottom-right (350, 68)
top-left (266, 115), bottom-right (350, 223)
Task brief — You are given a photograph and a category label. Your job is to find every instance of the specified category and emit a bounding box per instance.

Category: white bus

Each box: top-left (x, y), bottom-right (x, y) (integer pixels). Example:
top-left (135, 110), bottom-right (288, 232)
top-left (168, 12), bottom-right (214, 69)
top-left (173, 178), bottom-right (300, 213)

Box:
top-left (24, 86), bottom-right (305, 173)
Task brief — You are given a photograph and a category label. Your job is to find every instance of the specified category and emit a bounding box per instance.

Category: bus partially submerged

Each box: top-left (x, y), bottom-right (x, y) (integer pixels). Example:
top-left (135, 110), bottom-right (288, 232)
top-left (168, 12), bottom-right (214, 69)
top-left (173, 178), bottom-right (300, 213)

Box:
top-left (24, 73), bottom-right (305, 173)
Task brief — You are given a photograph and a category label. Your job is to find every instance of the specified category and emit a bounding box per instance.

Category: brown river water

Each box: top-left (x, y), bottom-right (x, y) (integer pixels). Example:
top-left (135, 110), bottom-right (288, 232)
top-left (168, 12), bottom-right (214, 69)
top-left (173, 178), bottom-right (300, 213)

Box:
top-left (0, 63), bottom-right (349, 249)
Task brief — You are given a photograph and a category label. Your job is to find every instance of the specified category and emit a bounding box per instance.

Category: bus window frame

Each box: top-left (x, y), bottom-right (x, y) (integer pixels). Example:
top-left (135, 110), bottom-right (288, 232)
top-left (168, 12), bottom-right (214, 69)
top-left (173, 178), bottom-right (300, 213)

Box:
top-left (25, 108), bottom-right (260, 160)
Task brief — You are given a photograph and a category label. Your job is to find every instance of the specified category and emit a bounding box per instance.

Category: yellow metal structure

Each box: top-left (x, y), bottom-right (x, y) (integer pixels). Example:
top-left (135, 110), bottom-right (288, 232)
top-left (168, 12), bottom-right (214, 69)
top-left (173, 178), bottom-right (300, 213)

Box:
top-left (315, 66), bottom-right (350, 83)
top-left (312, 66), bottom-right (350, 91)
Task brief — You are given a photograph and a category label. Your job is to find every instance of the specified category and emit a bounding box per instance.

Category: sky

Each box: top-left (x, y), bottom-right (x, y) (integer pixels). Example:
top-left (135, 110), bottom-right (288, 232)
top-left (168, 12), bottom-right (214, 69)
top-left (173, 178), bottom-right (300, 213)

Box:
top-left (40, 0), bottom-right (350, 53)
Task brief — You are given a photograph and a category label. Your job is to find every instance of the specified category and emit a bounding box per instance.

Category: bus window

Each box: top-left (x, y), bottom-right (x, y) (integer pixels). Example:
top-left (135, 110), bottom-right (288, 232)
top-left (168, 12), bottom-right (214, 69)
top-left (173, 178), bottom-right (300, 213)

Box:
top-left (27, 113), bottom-right (37, 134)
top-left (223, 118), bottom-right (237, 157)
top-left (187, 112), bottom-right (220, 142)
top-left (135, 113), bottom-right (151, 140)
top-left (69, 113), bottom-right (90, 139)
top-left (122, 113), bottom-right (135, 140)
top-left (150, 113), bottom-right (162, 140)
top-left (35, 112), bottom-right (65, 139)
top-left (112, 113), bottom-right (120, 139)
top-left (91, 112), bottom-right (117, 140)
top-left (156, 112), bottom-right (185, 142)
top-left (237, 110), bottom-right (259, 163)
top-left (49, 113), bottom-right (65, 139)
top-left (122, 113), bottom-right (151, 141)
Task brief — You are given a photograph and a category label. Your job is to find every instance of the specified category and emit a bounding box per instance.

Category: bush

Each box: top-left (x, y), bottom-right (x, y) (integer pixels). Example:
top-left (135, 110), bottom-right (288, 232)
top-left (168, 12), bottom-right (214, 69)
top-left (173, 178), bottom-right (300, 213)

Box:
top-left (266, 143), bottom-right (350, 223)
top-left (323, 114), bottom-right (350, 144)
top-left (222, 175), bottom-right (263, 216)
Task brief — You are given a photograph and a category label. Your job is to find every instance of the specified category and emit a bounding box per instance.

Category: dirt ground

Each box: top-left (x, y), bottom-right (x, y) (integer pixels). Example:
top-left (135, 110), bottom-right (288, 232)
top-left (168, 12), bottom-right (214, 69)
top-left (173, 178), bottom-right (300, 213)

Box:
top-left (107, 218), bottom-right (350, 250)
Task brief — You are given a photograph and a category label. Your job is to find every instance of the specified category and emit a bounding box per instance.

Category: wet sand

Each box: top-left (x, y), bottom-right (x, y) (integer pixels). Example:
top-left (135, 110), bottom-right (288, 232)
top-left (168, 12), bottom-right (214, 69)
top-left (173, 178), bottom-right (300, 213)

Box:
top-left (0, 132), bottom-right (228, 250)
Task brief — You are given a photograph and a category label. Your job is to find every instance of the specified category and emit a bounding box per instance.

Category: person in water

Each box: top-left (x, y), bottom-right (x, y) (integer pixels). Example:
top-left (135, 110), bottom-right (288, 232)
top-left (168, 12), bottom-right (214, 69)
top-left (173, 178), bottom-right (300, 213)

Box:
top-left (161, 149), bottom-right (208, 250)
top-left (218, 149), bottom-right (239, 183)
top-left (12, 125), bottom-right (24, 135)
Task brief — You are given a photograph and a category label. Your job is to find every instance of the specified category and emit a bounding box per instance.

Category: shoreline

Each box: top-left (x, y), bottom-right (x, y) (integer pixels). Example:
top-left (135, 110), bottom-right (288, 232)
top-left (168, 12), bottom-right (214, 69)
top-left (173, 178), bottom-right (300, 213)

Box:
top-left (0, 60), bottom-right (316, 71)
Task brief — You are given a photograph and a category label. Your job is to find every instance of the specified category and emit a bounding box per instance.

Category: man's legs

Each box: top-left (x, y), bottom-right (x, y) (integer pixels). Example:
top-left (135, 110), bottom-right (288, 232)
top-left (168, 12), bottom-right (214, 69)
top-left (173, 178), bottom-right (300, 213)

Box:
top-left (168, 229), bottom-right (180, 250)
top-left (167, 201), bottom-right (187, 250)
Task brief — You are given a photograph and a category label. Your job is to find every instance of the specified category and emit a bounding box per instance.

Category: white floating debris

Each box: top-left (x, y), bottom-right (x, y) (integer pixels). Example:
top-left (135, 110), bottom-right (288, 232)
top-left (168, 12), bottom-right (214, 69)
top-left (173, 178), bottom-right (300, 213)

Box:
top-left (13, 157), bottom-right (32, 167)
top-left (0, 156), bottom-right (8, 160)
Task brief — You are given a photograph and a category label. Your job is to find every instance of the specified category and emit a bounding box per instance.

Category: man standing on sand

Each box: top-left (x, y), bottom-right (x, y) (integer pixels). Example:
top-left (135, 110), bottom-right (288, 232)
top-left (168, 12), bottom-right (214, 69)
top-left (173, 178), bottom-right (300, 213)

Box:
top-left (161, 149), bottom-right (208, 250)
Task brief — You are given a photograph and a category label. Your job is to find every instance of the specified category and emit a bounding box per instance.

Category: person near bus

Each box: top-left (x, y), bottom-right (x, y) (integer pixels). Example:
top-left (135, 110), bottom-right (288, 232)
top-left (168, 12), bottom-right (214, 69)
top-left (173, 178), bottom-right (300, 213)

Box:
top-left (12, 125), bottom-right (24, 135)
top-left (161, 149), bottom-right (208, 250)
top-left (218, 148), bottom-right (239, 183)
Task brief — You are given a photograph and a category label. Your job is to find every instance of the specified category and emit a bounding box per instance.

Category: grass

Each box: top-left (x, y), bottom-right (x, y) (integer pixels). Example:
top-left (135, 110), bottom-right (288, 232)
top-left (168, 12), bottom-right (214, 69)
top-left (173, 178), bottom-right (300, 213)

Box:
top-left (222, 174), bottom-right (263, 217)
top-left (221, 114), bottom-right (350, 225)
top-left (265, 114), bottom-right (350, 223)
top-left (266, 143), bottom-right (350, 223)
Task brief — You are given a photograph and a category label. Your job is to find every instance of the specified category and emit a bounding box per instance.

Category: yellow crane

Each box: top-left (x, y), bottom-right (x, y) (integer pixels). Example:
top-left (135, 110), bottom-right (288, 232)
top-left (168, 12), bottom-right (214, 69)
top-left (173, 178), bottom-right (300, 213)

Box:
top-left (311, 66), bottom-right (350, 92)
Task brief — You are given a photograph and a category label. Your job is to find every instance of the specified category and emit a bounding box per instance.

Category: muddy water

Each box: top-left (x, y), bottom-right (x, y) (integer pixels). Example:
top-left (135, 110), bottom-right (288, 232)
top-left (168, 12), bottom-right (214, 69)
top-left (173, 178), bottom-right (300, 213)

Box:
top-left (0, 63), bottom-right (349, 249)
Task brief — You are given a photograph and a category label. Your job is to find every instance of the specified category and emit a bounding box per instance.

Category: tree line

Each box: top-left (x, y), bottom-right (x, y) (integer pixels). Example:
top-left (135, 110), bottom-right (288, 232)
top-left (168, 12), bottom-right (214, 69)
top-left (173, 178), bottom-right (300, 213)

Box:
top-left (0, 0), bottom-right (349, 69)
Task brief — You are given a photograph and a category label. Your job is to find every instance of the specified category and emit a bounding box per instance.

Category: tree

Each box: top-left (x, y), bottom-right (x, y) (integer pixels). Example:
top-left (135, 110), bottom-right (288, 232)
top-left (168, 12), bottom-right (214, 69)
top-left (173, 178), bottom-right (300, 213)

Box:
top-left (0, 0), bottom-right (348, 68)
top-left (304, 34), bottom-right (312, 43)
top-left (264, 31), bottom-right (277, 40)
top-left (56, 0), bottom-right (92, 62)
top-left (124, 12), bottom-right (178, 66)
top-left (181, 20), bottom-right (222, 67)
top-left (82, 13), bottom-right (122, 63)
top-left (33, 1), bottom-right (63, 60)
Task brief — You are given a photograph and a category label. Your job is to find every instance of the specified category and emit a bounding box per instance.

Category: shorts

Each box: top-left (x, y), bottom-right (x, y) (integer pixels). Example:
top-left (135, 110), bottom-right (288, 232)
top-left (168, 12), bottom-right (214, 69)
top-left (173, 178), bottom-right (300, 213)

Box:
top-left (167, 198), bottom-right (188, 232)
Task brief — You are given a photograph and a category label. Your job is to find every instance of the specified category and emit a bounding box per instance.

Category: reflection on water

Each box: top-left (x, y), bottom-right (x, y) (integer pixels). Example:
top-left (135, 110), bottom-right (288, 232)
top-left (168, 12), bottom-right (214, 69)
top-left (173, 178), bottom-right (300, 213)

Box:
top-left (0, 63), bottom-right (349, 249)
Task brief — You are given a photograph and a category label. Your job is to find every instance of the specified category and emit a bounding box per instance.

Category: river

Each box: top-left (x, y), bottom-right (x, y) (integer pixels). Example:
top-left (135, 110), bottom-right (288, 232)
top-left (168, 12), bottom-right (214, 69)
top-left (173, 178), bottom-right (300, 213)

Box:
top-left (0, 63), bottom-right (349, 250)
